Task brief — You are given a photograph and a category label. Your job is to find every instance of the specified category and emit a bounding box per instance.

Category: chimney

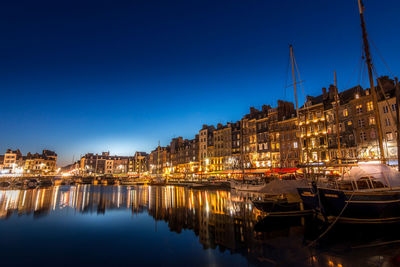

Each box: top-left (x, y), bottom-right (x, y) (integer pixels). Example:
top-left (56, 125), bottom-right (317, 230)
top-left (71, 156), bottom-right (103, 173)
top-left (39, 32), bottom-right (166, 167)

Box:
top-left (322, 87), bottom-right (327, 100)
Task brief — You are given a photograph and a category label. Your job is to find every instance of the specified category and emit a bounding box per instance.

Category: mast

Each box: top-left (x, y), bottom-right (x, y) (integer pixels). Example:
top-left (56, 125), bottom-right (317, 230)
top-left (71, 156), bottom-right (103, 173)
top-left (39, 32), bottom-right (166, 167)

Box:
top-left (334, 71), bottom-right (342, 164)
top-left (240, 120), bottom-right (245, 182)
top-left (289, 45), bottom-right (303, 165)
top-left (395, 77), bottom-right (400, 171)
top-left (157, 141), bottom-right (160, 177)
top-left (358, 0), bottom-right (385, 162)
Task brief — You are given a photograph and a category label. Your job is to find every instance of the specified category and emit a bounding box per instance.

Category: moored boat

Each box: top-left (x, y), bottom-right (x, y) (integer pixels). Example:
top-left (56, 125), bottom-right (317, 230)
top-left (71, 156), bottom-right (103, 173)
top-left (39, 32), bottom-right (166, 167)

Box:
top-left (229, 179), bottom-right (265, 192)
top-left (298, 163), bottom-right (400, 223)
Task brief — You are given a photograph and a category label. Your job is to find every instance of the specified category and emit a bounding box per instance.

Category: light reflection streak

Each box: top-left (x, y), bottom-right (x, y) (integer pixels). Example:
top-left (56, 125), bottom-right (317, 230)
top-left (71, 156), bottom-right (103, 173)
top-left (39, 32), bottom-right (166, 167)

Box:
top-left (1, 185), bottom-right (365, 266)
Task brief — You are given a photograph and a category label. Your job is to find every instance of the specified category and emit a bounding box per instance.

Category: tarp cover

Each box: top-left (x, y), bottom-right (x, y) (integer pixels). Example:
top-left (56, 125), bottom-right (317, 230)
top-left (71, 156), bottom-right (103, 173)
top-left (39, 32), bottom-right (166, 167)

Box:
top-left (342, 163), bottom-right (400, 187)
top-left (259, 179), bottom-right (309, 194)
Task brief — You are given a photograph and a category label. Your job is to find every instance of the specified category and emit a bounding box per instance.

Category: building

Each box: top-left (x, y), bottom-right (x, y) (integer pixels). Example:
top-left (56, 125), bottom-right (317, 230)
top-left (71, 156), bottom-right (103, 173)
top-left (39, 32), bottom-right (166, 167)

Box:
top-left (199, 125), bottom-right (216, 173)
top-left (3, 149), bottom-right (22, 169)
top-left (213, 123), bottom-right (232, 171)
top-left (299, 93), bottom-right (329, 172)
top-left (24, 150), bottom-right (58, 175)
top-left (377, 77), bottom-right (398, 163)
top-left (241, 107), bottom-right (262, 169)
top-left (230, 121), bottom-right (242, 171)
top-left (324, 85), bottom-right (359, 162)
top-left (0, 149), bottom-right (57, 175)
top-left (278, 117), bottom-right (300, 168)
top-left (80, 152), bottom-right (129, 176)
top-left (149, 146), bottom-right (170, 175)
top-left (128, 152), bottom-right (149, 174)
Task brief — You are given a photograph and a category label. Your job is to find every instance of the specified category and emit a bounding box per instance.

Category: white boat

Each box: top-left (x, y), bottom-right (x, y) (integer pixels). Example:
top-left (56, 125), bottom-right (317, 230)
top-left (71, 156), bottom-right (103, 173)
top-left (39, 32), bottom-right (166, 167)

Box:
top-left (229, 179), bottom-right (265, 192)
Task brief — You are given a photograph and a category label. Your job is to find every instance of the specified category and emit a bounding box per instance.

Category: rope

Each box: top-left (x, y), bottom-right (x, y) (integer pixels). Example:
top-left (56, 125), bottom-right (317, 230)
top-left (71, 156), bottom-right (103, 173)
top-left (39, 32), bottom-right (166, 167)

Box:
top-left (370, 38), bottom-right (397, 78)
top-left (344, 39), bottom-right (364, 90)
top-left (294, 55), bottom-right (308, 110)
top-left (306, 190), bottom-right (355, 248)
top-left (284, 49), bottom-right (290, 100)
top-left (352, 239), bottom-right (400, 249)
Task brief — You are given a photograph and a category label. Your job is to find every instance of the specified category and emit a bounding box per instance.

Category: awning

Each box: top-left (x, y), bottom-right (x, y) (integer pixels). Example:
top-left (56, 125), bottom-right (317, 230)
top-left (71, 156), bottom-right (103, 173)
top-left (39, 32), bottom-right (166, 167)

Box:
top-left (265, 168), bottom-right (299, 174)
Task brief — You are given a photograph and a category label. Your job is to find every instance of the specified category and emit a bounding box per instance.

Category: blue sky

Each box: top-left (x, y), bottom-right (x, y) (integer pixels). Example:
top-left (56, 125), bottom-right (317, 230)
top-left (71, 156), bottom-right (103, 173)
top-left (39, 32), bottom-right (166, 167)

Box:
top-left (0, 0), bottom-right (399, 165)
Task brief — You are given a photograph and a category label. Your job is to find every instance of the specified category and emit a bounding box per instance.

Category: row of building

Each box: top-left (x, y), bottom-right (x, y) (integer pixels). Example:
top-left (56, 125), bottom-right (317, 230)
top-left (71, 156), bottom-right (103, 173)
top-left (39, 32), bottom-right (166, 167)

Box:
top-left (0, 149), bottom-right (58, 175)
top-left (75, 76), bottom-right (399, 178)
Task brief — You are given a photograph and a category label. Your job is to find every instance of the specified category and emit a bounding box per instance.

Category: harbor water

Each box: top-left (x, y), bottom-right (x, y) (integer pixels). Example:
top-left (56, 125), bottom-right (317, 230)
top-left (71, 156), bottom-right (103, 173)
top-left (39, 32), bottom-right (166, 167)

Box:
top-left (0, 185), bottom-right (400, 266)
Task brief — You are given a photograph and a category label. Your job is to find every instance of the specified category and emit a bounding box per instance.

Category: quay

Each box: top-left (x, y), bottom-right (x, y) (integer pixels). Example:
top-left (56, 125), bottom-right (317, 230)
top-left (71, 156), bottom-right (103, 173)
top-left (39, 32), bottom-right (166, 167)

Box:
top-left (0, 175), bottom-right (232, 190)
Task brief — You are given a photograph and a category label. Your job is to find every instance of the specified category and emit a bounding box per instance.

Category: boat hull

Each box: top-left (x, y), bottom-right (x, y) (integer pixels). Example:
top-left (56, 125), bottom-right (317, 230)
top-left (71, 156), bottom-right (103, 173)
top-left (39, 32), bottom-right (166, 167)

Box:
top-left (252, 199), bottom-right (313, 217)
top-left (319, 188), bottom-right (400, 223)
top-left (297, 187), bottom-right (320, 211)
top-left (229, 180), bottom-right (265, 192)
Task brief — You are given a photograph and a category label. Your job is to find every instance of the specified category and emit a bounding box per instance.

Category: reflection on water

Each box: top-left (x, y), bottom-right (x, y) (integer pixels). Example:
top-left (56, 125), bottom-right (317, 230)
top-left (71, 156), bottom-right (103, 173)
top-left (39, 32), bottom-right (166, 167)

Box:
top-left (1, 185), bottom-right (400, 266)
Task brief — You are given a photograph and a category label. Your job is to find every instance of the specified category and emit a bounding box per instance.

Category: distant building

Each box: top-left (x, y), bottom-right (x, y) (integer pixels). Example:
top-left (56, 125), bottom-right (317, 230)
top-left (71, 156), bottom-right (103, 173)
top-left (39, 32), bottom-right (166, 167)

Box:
top-left (79, 152), bottom-right (129, 176)
top-left (0, 149), bottom-right (57, 175)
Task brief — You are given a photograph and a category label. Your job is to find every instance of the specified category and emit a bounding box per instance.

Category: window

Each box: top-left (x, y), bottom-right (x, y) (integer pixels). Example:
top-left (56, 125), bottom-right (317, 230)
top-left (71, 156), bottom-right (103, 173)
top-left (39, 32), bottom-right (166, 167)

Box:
top-left (348, 120), bottom-right (352, 126)
top-left (311, 138), bottom-right (316, 148)
top-left (320, 137), bottom-right (325, 145)
top-left (312, 152), bottom-right (318, 161)
top-left (293, 142), bottom-right (298, 148)
top-left (369, 117), bottom-right (375, 125)
top-left (358, 119), bottom-right (365, 127)
top-left (366, 101), bottom-right (373, 111)
top-left (387, 132), bottom-right (394, 141)
top-left (383, 106), bottom-right (389, 113)
top-left (360, 131), bottom-right (367, 141)
top-left (356, 105), bottom-right (363, 114)
top-left (392, 104), bottom-right (397, 111)
top-left (385, 118), bottom-right (391, 126)
top-left (339, 123), bottom-right (344, 132)
top-left (343, 109), bottom-right (348, 117)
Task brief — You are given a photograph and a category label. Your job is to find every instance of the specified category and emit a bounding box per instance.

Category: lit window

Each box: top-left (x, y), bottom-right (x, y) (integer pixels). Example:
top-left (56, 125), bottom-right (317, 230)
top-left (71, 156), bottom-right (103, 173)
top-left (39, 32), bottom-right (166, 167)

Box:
top-left (293, 142), bottom-right (298, 148)
top-left (356, 105), bottom-right (363, 114)
top-left (312, 152), bottom-right (318, 161)
top-left (369, 117), bottom-right (375, 125)
top-left (311, 138), bottom-right (316, 148)
top-left (366, 101), bottom-right (373, 111)
top-left (347, 120), bottom-right (352, 126)
top-left (343, 109), bottom-right (348, 117)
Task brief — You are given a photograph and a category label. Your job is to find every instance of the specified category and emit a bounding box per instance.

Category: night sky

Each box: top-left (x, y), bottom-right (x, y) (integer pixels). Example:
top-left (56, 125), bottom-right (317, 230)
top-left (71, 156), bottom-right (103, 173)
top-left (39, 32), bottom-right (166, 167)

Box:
top-left (1, 0), bottom-right (399, 166)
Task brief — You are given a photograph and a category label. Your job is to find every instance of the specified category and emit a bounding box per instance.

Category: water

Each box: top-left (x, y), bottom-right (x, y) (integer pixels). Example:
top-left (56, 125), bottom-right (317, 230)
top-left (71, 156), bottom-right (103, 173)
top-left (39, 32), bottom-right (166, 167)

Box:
top-left (0, 185), bottom-right (400, 266)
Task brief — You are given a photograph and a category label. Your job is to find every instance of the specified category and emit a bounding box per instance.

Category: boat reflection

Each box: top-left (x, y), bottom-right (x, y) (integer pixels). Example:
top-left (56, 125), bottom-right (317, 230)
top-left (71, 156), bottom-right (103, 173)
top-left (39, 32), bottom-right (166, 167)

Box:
top-left (0, 185), bottom-right (399, 266)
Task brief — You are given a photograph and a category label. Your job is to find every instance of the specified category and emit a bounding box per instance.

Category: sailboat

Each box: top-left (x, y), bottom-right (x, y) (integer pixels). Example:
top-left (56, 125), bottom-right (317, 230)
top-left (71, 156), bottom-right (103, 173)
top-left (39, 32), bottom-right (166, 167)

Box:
top-left (251, 45), bottom-right (315, 216)
top-left (298, 0), bottom-right (400, 223)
